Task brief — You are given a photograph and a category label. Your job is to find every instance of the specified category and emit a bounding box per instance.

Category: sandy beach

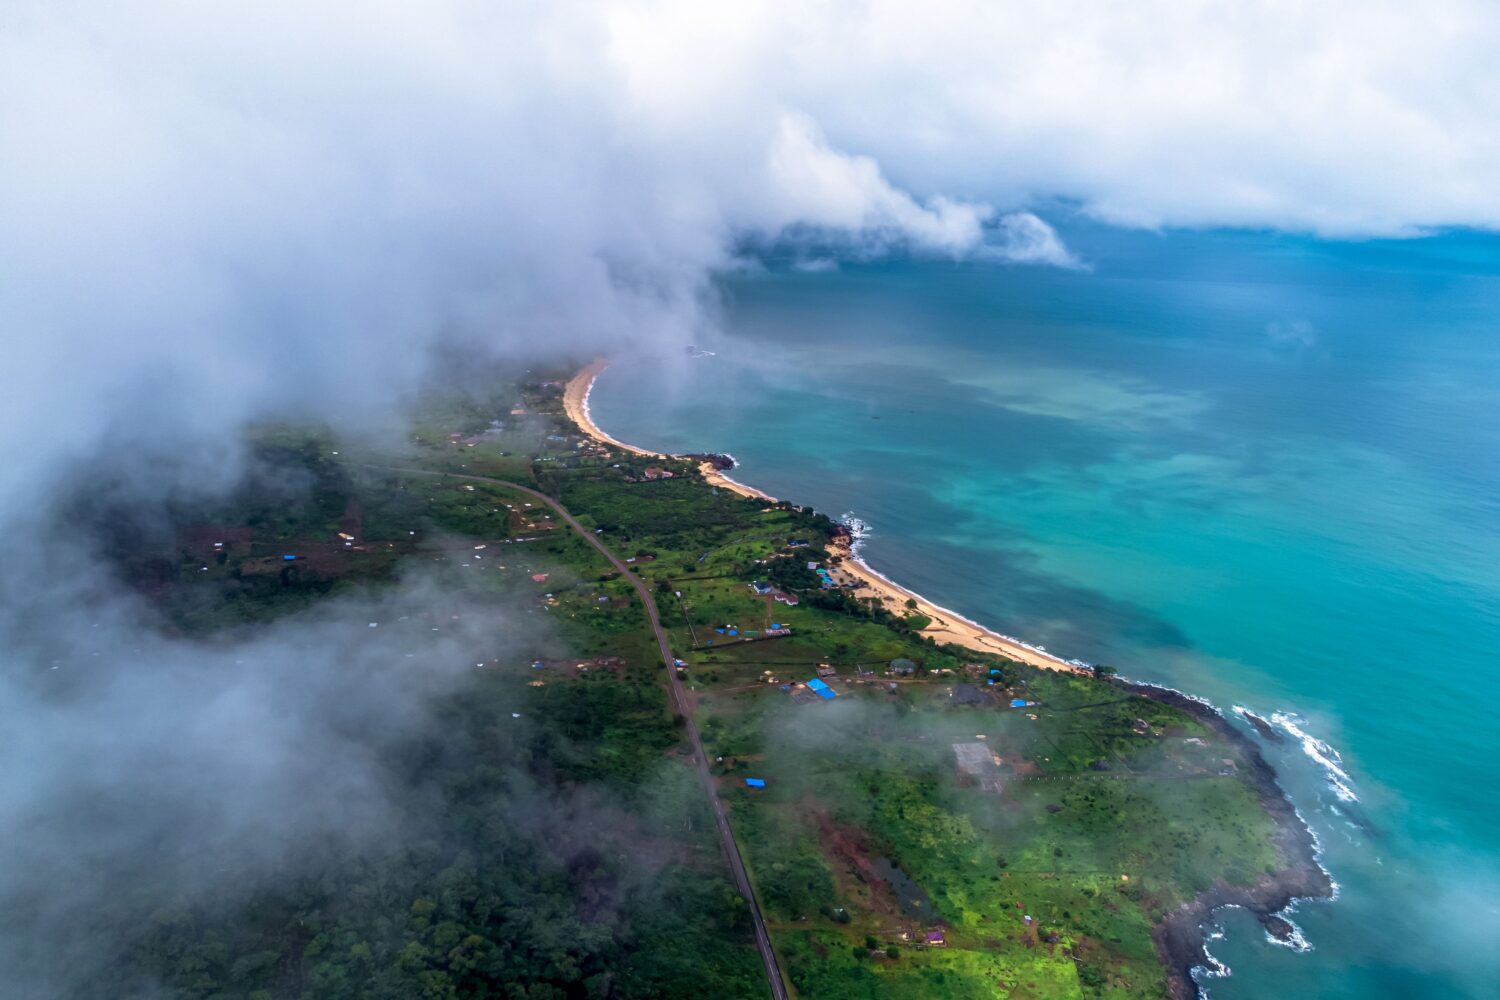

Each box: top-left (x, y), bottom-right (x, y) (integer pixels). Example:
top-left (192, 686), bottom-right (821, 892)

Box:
top-left (563, 361), bottom-right (1083, 675)
top-left (564, 361), bottom-right (781, 502)
top-left (564, 359), bottom-right (662, 458)
top-left (826, 541), bottom-right (1088, 675)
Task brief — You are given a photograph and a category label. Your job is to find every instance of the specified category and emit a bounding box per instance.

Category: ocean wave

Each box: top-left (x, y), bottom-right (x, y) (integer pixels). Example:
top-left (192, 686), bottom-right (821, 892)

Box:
top-left (1270, 712), bottom-right (1359, 803)
top-left (1195, 924), bottom-right (1232, 986)
top-left (839, 511), bottom-right (871, 555)
top-left (1266, 914), bottom-right (1313, 953)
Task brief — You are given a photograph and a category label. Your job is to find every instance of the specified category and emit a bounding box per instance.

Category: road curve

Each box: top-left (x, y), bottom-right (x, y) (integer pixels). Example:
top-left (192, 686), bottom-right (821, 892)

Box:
top-left (368, 466), bottom-right (790, 1000)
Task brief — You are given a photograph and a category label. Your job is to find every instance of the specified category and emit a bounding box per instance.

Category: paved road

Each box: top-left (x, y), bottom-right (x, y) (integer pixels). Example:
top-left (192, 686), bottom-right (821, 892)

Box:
top-left (371, 467), bottom-right (789, 1000)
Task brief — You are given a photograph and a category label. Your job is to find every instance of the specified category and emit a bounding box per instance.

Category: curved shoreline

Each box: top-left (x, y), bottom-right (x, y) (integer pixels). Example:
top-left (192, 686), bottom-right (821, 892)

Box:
top-left (563, 360), bottom-right (1084, 676)
top-left (1121, 680), bottom-right (1335, 998)
top-left (563, 358), bottom-right (662, 459)
top-left (562, 359), bottom-right (1335, 997)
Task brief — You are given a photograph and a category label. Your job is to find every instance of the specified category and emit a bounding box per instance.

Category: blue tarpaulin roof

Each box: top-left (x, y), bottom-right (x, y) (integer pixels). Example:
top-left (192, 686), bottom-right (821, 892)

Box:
top-left (806, 677), bottom-right (837, 700)
top-left (745, 778), bottom-right (766, 788)
top-left (282, 554), bottom-right (296, 560)
top-left (1010, 698), bottom-right (1027, 708)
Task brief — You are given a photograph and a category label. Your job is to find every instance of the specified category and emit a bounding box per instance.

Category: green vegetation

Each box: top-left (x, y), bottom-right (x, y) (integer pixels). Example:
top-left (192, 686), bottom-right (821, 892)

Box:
top-left (88, 369), bottom-right (1290, 999)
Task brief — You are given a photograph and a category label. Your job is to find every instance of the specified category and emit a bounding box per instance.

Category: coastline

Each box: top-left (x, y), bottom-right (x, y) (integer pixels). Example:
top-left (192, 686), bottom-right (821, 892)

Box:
top-left (562, 358), bottom-right (1337, 998)
top-left (829, 539), bottom-right (1090, 676)
top-left (1124, 680), bottom-right (1334, 999)
top-left (563, 359), bottom-right (662, 459)
top-left (562, 360), bottom-right (1083, 676)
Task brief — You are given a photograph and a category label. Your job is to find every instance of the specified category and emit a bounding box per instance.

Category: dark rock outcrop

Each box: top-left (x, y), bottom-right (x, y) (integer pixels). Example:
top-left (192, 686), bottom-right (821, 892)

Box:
top-left (1122, 682), bottom-right (1333, 999)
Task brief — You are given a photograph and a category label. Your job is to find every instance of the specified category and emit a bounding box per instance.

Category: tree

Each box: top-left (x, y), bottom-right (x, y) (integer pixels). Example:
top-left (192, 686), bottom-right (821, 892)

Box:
top-left (1092, 663), bottom-right (1117, 681)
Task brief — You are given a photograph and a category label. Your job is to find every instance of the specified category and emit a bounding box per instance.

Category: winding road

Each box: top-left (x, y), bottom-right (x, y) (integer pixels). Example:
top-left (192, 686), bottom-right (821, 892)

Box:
top-left (370, 466), bottom-right (789, 1000)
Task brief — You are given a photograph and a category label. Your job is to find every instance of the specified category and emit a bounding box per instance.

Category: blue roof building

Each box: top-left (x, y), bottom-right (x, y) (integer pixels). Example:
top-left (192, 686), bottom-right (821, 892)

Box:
top-left (806, 677), bottom-right (837, 700)
top-left (745, 778), bottom-right (766, 788)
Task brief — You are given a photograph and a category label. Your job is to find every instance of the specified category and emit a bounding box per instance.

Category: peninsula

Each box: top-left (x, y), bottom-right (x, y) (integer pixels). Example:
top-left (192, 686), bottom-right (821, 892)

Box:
top-left (84, 361), bottom-right (1331, 1000)
top-left (561, 359), bottom-right (1333, 997)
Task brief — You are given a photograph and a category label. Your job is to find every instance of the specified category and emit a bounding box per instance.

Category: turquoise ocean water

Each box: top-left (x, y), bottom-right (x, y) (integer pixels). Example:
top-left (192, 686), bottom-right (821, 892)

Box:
top-left (590, 225), bottom-right (1500, 998)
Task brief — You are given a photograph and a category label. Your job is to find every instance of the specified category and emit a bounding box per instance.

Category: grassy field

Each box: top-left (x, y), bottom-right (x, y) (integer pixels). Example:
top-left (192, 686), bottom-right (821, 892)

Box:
top-left (87, 369), bottom-right (1290, 1000)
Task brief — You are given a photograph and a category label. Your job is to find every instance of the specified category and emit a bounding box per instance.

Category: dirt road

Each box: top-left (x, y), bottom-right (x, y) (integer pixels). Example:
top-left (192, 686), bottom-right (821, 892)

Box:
top-left (369, 466), bottom-right (789, 1000)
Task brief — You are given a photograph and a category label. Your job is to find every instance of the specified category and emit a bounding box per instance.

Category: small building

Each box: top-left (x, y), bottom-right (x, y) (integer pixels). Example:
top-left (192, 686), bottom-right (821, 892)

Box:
top-left (532, 573), bottom-right (549, 583)
top-left (925, 930), bottom-right (946, 947)
top-left (745, 778), bottom-right (766, 788)
top-left (643, 466), bottom-right (674, 480)
top-left (773, 591), bottom-right (800, 605)
top-left (750, 581), bottom-right (773, 595)
top-left (816, 663), bottom-right (836, 677)
top-left (806, 677), bottom-right (837, 700)
top-left (890, 658), bottom-right (918, 676)
top-left (787, 538), bottom-right (810, 548)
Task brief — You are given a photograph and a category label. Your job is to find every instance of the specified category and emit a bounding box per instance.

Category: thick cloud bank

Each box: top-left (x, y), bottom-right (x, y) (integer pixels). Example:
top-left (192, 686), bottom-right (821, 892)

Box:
top-left (6, 0), bottom-right (1498, 482)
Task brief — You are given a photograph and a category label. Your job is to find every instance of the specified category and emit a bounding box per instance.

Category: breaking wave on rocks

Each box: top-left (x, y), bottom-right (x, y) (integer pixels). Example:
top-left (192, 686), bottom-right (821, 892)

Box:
top-left (1271, 712), bottom-right (1358, 803)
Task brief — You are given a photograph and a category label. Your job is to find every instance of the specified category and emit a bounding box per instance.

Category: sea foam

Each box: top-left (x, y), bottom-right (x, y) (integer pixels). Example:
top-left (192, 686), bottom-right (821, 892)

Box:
top-left (839, 511), bottom-right (871, 556)
top-left (1271, 712), bottom-right (1359, 803)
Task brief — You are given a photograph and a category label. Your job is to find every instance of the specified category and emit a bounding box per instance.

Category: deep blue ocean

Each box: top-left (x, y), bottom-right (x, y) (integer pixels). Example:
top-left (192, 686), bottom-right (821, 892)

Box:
top-left (590, 224), bottom-right (1500, 998)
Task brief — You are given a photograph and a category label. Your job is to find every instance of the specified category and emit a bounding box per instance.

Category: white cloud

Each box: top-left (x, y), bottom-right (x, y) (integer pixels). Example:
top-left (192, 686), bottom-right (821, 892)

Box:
top-left (765, 112), bottom-right (991, 255)
top-left (988, 212), bottom-right (1084, 268)
top-left (0, 0), bottom-right (1494, 515)
top-left (604, 0), bottom-right (1500, 237)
